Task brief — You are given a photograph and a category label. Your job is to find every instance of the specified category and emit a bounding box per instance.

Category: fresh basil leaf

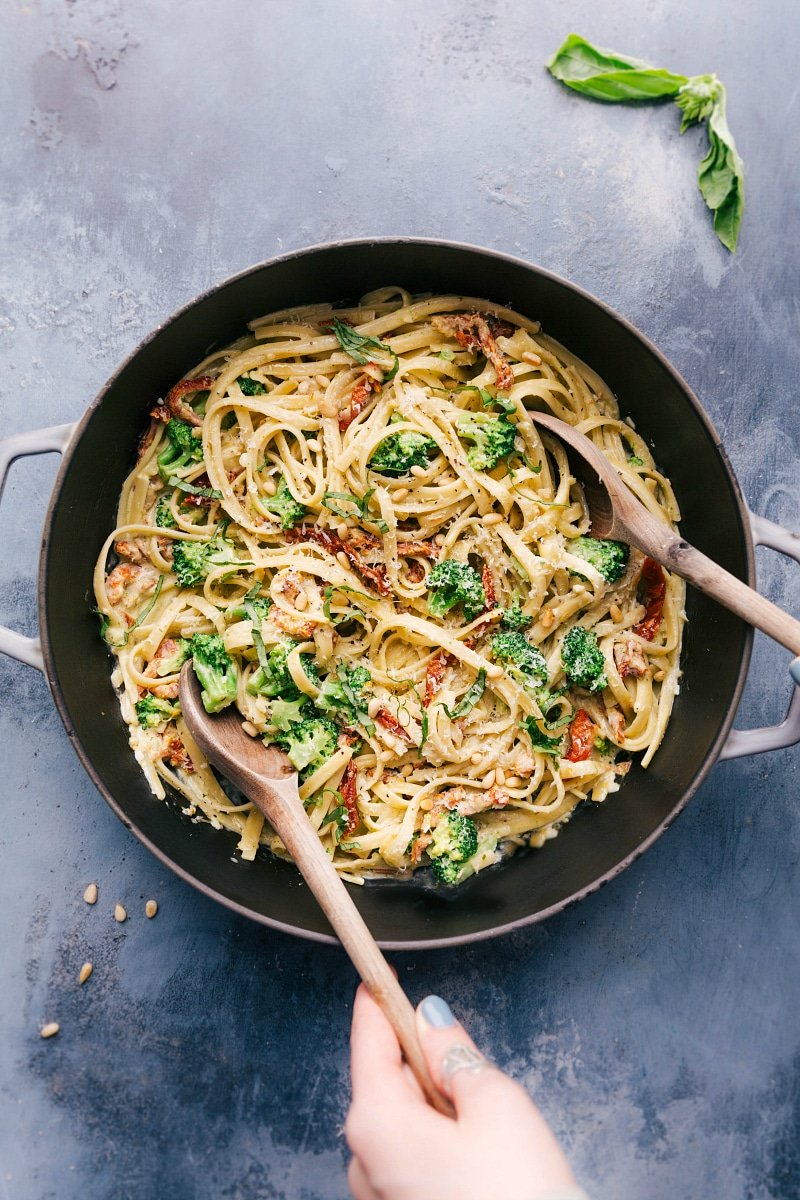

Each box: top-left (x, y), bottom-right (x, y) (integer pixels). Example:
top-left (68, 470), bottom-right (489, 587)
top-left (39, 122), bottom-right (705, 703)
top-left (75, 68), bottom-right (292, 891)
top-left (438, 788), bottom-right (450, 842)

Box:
top-left (168, 477), bottom-right (223, 500)
top-left (696, 85), bottom-right (744, 252)
top-left (441, 669), bottom-right (487, 720)
top-left (327, 317), bottom-right (398, 380)
top-left (546, 33), bottom-right (687, 101)
top-left (322, 490), bottom-right (389, 533)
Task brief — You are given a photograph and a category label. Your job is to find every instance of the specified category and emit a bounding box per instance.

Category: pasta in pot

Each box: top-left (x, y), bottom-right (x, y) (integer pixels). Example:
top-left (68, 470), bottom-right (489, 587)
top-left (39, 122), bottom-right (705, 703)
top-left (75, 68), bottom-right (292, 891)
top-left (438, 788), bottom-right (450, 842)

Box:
top-left (93, 288), bottom-right (685, 886)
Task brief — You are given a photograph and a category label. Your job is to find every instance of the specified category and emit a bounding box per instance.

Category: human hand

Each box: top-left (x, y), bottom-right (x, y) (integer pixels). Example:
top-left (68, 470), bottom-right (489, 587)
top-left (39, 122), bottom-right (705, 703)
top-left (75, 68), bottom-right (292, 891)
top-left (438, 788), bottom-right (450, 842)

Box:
top-left (346, 984), bottom-right (582, 1200)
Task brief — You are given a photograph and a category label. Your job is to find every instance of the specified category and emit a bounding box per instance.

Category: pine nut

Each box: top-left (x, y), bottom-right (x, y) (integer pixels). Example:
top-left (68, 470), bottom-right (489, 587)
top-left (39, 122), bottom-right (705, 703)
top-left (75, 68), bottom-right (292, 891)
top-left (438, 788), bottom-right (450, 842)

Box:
top-left (114, 904), bottom-right (127, 924)
top-left (262, 479), bottom-right (277, 497)
top-left (541, 609), bottom-right (555, 629)
top-left (294, 590), bottom-right (309, 611)
top-left (482, 512), bottom-right (503, 526)
top-left (83, 883), bottom-right (98, 905)
top-left (654, 669), bottom-right (666, 682)
top-left (40, 1022), bottom-right (60, 1039)
top-left (336, 521), bottom-right (350, 540)
top-left (434, 534), bottom-right (446, 546)
top-left (483, 769), bottom-right (496, 789)
top-left (470, 752), bottom-right (482, 766)
top-left (485, 664), bottom-right (504, 679)
top-left (495, 767), bottom-right (506, 786)
top-left (79, 962), bottom-right (93, 985)
top-left (145, 899), bottom-right (158, 919)
top-left (393, 487), bottom-right (409, 502)
top-left (316, 374), bottom-right (330, 389)
top-left (410, 465), bottom-right (426, 478)
top-left (400, 763), bottom-right (413, 777)
top-left (420, 797), bottom-right (434, 811)
top-left (504, 775), bottom-right (521, 789)
top-left (307, 439), bottom-right (321, 452)
top-left (241, 721), bottom-right (259, 737)
top-left (336, 551), bottom-right (350, 570)
top-left (610, 603), bottom-right (623, 623)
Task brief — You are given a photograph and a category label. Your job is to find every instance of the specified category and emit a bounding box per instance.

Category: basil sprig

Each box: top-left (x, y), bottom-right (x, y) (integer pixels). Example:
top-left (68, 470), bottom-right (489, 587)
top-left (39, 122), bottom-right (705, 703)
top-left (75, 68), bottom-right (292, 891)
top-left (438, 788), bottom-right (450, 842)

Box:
top-left (546, 34), bottom-right (744, 251)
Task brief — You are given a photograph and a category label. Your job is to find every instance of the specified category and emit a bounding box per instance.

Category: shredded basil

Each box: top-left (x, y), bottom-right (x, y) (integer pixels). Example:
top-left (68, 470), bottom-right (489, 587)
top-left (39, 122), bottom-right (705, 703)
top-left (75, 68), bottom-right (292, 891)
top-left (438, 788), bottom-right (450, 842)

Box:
top-left (441, 669), bottom-right (487, 720)
top-left (97, 575), bottom-right (164, 650)
top-left (322, 489), bottom-right (389, 533)
top-left (328, 317), bottom-right (399, 380)
top-left (168, 477), bottom-right (223, 500)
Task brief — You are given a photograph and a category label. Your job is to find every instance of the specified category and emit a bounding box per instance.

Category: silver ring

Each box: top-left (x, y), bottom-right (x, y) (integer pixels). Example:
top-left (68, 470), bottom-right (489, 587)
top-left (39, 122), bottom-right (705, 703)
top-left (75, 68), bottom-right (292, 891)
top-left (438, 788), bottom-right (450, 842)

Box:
top-left (440, 1044), bottom-right (490, 1082)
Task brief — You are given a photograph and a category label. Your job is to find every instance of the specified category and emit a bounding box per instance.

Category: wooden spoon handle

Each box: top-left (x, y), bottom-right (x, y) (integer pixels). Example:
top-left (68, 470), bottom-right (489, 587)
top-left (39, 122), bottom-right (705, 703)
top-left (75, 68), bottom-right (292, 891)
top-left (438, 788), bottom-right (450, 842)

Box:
top-left (250, 779), bottom-right (455, 1118)
top-left (651, 532), bottom-right (800, 656)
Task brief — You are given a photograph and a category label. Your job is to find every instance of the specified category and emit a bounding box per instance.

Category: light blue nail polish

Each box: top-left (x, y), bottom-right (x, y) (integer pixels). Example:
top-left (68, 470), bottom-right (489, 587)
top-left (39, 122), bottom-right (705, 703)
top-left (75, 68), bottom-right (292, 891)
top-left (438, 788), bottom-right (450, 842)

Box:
top-left (420, 995), bottom-right (455, 1028)
top-left (790, 657), bottom-right (800, 688)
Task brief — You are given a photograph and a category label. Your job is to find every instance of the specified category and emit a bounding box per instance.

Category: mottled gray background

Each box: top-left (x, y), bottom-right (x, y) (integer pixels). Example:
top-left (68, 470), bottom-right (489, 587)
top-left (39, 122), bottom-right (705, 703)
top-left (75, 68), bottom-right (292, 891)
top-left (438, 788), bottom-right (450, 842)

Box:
top-left (1, 2), bottom-right (799, 1198)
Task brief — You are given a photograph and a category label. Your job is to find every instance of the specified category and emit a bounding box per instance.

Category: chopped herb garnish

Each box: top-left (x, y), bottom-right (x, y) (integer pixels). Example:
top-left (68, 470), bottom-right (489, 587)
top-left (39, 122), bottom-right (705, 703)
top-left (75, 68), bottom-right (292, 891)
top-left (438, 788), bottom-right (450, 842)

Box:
top-left (441, 669), bottom-right (487, 720)
top-left (327, 317), bottom-right (398, 380)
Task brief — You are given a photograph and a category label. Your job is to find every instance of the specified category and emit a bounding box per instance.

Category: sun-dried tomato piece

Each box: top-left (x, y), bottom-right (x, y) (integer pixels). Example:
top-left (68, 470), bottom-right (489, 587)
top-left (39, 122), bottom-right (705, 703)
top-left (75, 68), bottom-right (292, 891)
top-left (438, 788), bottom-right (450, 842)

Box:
top-left (340, 760), bottom-right (359, 835)
top-left (339, 373), bottom-right (382, 431)
top-left (376, 708), bottom-right (415, 744)
top-left (566, 710), bottom-right (597, 763)
top-left (634, 558), bottom-right (666, 641)
top-left (431, 313), bottom-right (515, 391)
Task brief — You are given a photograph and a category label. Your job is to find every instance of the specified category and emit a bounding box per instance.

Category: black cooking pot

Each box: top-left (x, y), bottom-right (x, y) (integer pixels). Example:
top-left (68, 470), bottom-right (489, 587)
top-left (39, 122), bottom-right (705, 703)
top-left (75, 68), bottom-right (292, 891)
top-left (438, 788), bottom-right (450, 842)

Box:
top-left (3, 239), bottom-right (799, 948)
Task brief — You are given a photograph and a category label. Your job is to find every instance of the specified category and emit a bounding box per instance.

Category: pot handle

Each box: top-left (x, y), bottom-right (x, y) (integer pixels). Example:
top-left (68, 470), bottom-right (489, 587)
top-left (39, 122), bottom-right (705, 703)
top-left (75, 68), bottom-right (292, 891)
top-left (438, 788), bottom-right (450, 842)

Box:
top-left (719, 511), bottom-right (800, 760)
top-left (0, 422), bottom-right (76, 672)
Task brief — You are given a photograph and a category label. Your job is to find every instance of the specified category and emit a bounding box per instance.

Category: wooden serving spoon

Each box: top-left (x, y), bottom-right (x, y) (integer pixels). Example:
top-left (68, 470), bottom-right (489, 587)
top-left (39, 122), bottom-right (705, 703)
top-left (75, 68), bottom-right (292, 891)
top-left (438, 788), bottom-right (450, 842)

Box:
top-left (527, 410), bottom-right (800, 657)
top-left (179, 663), bottom-right (455, 1118)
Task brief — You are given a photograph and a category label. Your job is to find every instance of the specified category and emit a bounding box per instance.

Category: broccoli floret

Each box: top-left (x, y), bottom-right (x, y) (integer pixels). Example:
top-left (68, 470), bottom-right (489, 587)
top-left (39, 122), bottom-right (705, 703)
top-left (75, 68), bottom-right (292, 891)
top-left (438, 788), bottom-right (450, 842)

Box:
top-left (228, 594), bottom-right (272, 622)
top-left (628, 454), bottom-right (644, 467)
top-left (432, 830), bottom-right (499, 885)
top-left (316, 664), bottom-right (375, 733)
top-left (261, 475), bottom-right (307, 529)
top-left (369, 417), bottom-right (438, 477)
top-left (429, 811), bottom-right (479, 864)
top-left (276, 716), bottom-right (338, 775)
top-left (237, 375), bottom-right (266, 395)
top-left (269, 695), bottom-right (311, 731)
top-left (492, 630), bottom-right (548, 686)
top-left (135, 695), bottom-right (181, 729)
top-left (191, 633), bottom-right (237, 713)
top-left (155, 496), bottom-right (176, 528)
top-left (426, 560), bottom-right (486, 623)
top-left (246, 642), bottom-right (319, 698)
top-left (455, 413), bottom-right (516, 472)
top-left (157, 419), bottom-right (204, 483)
top-left (522, 714), bottom-right (564, 757)
top-left (152, 637), bottom-right (192, 677)
top-left (569, 537), bottom-right (630, 584)
top-left (561, 626), bottom-right (607, 693)
top-left (172, 532), bottom-right (241, 589)
top-left (500, 601), bottom-right (532, 632)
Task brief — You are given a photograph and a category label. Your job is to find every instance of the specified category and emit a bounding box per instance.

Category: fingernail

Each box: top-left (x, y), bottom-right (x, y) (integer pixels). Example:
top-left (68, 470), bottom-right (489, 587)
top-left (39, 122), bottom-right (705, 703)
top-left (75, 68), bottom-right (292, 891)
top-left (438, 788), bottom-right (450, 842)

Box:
top-left (420, 995), bottom-right (455, 1028)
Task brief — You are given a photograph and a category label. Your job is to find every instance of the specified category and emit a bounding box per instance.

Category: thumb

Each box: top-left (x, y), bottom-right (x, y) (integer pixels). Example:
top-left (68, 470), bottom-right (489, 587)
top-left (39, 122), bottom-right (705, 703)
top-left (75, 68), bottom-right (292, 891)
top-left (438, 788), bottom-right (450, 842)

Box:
top-left (415, 994), bottom-right (512, 1118)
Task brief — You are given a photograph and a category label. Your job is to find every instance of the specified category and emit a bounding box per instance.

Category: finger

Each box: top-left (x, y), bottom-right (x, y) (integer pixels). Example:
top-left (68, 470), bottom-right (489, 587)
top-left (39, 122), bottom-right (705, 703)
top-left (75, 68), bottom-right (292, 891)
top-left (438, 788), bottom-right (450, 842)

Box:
top-left (347, 1157), bottom-right (379, 1200)
top-left (348, 984), bottom-right (427, 1150)
top-left (415, 994), bottom-right (513, 1117)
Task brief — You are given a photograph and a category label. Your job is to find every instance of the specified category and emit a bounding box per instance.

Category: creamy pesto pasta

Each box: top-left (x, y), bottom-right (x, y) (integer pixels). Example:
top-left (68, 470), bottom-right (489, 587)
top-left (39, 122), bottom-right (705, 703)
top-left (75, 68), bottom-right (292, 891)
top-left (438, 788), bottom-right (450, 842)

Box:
top-left (94, 288), bottom-right (685, 886)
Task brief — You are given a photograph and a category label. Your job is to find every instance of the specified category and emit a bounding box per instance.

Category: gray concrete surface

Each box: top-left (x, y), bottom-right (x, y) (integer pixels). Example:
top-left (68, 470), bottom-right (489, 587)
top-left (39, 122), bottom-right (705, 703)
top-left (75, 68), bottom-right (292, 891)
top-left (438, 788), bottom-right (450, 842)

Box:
top-left (1, 2), bottom-right (798, 1197)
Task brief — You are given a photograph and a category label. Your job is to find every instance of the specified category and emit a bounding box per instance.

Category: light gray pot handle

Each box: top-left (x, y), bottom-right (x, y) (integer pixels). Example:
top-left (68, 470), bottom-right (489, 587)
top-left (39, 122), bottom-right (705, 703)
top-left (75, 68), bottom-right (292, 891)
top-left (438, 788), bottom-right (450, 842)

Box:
top-left (719, 511), bottom-right (800, 760)
top-left (0, 423), bottom-right (76, 672)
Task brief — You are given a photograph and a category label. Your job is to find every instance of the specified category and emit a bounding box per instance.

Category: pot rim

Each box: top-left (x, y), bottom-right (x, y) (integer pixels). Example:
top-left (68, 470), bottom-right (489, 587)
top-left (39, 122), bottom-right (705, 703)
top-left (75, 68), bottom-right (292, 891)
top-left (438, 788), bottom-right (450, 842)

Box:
top-left (37, 236), bottom-right (756, 948)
